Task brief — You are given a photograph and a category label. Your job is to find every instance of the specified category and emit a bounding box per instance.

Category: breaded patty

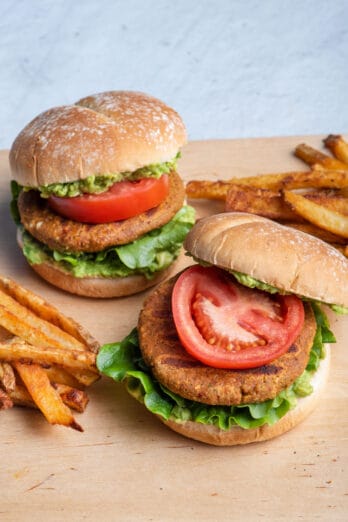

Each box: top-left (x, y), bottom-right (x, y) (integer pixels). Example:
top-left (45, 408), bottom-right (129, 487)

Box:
top-left (138, 274), bottom-right (316, 406)
top-left (18, 171), bottom-right (185, 253)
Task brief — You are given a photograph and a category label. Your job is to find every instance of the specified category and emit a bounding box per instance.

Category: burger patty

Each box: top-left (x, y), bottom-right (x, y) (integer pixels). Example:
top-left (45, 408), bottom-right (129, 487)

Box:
top-left (138, 274), bottom-right (317, 406)
top-left (18, 171), bottom-right (185, 253)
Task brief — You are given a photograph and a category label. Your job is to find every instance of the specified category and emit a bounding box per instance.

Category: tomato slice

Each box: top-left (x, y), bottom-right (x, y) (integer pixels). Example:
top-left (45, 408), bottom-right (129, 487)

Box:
top-left (171, 265), bottom-right (305, 369)
top-left (48, 174), bottom-right (169, 223)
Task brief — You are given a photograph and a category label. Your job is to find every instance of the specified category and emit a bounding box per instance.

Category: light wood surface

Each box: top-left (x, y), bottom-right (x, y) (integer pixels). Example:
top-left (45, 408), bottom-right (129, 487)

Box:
top-left (0, 137), bottom-right (347, 521)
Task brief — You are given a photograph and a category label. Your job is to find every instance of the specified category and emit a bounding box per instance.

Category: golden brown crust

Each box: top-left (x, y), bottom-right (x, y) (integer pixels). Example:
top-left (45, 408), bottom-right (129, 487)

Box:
top-left (10, 91), bottom-right (187, 187)
top-left (184, 213), bottom-right (348, 307)
top-left (17, 171), bottom-right (185, 253)
top-left (138, 274), bottom-right (316, 405)
top-left (17, 228), bottom-right (181, 298)
top-left (161, 347), bottom-right (330, 446)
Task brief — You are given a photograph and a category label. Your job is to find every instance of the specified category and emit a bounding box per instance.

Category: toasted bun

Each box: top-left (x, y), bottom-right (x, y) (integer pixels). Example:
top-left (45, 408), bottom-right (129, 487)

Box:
top-left (185, 213), bottom-right (348, 307)
top-left (9, 91), bottom-right (186, 187)
top-left (17, 228), bottom-right (180, 298)
top-left (160, 347), bottom-right (331, 446)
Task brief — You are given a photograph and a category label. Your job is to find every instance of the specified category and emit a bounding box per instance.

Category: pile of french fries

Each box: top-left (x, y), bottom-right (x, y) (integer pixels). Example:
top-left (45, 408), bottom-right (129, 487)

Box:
top-left (0, 276), bottom-right (100, 431)
top-left (186, 134), bottom-right (348, 256)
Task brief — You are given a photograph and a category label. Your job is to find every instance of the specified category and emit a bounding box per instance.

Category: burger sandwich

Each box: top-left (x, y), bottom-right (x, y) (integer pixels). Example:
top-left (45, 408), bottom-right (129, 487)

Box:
top-left (97, 212), bottom-right (348, 445)
top-left (10, 91), bottom-right (195, 297)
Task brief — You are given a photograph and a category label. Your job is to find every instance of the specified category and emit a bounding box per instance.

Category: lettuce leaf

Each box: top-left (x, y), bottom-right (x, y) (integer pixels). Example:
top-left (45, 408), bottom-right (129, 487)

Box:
top-left (20, 205), bottom-right (195, 279)
top-left (97, 304), bottom-right (335, 431)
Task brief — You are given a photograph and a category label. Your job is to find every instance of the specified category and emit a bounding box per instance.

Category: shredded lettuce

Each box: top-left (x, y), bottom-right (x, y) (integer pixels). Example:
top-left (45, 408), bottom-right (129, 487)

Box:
top-left (97, 304), bottom-right (335, 431)
top-left (21, 154), bottom-right (181, 198)
top-left (20, 205), bottom-right (195, 279)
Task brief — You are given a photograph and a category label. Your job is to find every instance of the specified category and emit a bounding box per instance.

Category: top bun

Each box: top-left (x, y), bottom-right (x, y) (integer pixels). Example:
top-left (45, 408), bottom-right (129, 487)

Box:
top-left (9, 91), bottom-right (187, 187)
top-left (184, 212), bottom-right (348, 307)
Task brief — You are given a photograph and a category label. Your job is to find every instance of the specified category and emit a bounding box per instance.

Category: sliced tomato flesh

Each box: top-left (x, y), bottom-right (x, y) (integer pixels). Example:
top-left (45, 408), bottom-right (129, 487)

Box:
top-left (171, 265), bottom-right (305, 369)
top-left (48, 174), bottom-right (170, 223)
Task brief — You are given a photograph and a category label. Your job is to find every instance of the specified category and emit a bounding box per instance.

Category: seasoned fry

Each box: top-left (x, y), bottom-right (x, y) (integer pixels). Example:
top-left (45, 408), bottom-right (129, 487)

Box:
top-left (10, 383), bottom-right (89, 412)
top-left (0, 361), bottom-right (16, 392)
top-left (0, 388), bottom-right (13, 409)
top-left (8, 384), bottom-right (33, 408)
top-left (323, 135), bottom-right (348, 165)
top-left (0, 339), bottom-right (98, 373)
top-left (284, 190), bottom-right (348, 239)
top-left (43, 366), bottom-right (82, 389)
top-left (0, 290), bottom-right (89, 352)
top-left (294, 143), bottom-right (348, 171)
top-left (186, 170), bottom-right (348, 199)
top-left (14, 362), bottom-right (82, 431)
top-left (225, 185), bottom-right (303, 221)
top-left (286, 222), bottom-right (347, 245)
top-left (304, 191), bottom-right (348, 215)
top-left (51, 383), bottom-right (89, 413)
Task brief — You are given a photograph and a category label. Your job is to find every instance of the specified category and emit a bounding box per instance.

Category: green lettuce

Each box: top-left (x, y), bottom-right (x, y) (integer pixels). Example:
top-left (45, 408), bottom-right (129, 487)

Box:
top-left (97, 304), bottom-right (334, 431)
top-left (20, 205), bottom-right (195, 279)
top-left (22, 154), bottom-right (181, 198)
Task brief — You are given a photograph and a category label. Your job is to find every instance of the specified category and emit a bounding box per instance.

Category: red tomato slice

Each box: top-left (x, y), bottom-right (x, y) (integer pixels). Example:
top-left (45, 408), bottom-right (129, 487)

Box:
top-left (171, 265), bottom-right (305, 369)
top-left (48, 175), bottom-right (169, 223)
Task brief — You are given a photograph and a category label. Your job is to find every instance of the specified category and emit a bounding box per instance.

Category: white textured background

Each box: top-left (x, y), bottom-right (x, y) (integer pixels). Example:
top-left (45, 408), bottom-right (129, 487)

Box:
top-left (0, 0), bottom-right (347, 149)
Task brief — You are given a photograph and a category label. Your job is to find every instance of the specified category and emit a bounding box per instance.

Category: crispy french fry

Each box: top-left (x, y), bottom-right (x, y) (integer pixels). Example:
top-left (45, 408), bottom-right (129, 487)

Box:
top-left (294, 143), bottom-right (348, 171)
top-left (285, 222), bottom-right (348, 245)
top-left (0, 291), bottom-right (88, 352)
top-left (43, 366), bottom-right (82, 388)
top-left (304, 191), bottom-right (348, 215)
top-left (186, 170), bottom-right (348, 199)
top-left (51, 383), bottom-right (89, 413)
top-left (10, 383), bottom-right (89, 412)
top-left (68, 369), bottom-right (100, 387)
top-left (284, 190), bottom-right (348, 239)
top-left (0, 362), bottom-right (16, 392)
top-left (323, 135), bottom-right (348, 165)
top-left (8, 384), bottom-right (33, 408)
top-left (0, 339), bottom-right (98, 373)
top-left (186, 179), bottom-right (233, 200)
top-left (0, 387), bottom-right (13, 409)
top-left (225, 185), bottom-right (304, 221)
top-left (14, 362), bottom-right (82, 431)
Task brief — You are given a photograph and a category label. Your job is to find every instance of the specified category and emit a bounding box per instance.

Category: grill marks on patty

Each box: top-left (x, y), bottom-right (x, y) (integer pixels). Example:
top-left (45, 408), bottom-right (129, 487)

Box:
top-left (138, 275), bottom-right (316, 406)
top-left (18, 170), bottom-right (185, 253)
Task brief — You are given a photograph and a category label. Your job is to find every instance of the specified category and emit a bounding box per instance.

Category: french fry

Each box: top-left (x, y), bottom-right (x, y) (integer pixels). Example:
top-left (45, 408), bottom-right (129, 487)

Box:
top-left (0, 388), bottom-right (13, 409)
top-left (43, 365), bottom-right (99, 387)
top-left (294, 143), bottom-right (348, 171)
top-left (0, 361), bottom-right (16, 392)
top-left (323, 135), bottom-right (348, 165)
top-left (10, 383), bottom-right (89, 413)
top-left (14, 362), bottom-right (82, 431)
top-left (0, 289), bottom-right (89, 352)
top-left (285, 222), bottom-right (347, 245)
top-left (43, 366), bottom-right (82, 389)
top-left (225, 185), bottom-right (304, 221)
top-left (284, 190), bottom-right (348, 239)
top-left (0, 339), bottom-right (98, 373)
top-left (8, 384), bottom-right (33, 408)
top-left (186, 170), bottom-right (348, 199)
top-left (304, 191), bottom-right (348, 215)
top-left (51, 383), bottom-right (89, 413)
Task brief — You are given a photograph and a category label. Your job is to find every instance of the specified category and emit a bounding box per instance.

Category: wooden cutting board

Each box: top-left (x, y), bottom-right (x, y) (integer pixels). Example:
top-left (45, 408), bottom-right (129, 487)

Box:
top-left (0, 137), bottom-right (347, 521)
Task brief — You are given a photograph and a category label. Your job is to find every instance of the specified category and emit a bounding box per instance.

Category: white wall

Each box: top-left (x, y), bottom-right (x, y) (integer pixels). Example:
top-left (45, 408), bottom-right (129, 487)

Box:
top-left (0, 0), bottom-right (347, 148)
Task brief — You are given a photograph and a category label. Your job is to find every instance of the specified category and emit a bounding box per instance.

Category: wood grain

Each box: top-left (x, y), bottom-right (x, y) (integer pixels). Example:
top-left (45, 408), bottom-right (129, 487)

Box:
top-left (0, 138), bottom-right (347, 521)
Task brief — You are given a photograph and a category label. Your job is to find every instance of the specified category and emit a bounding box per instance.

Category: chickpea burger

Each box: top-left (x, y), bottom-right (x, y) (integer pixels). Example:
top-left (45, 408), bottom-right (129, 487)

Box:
top-left (97, 213), bottom-right (348, 445)
top-left (10, 91), bottom-right (195, 297)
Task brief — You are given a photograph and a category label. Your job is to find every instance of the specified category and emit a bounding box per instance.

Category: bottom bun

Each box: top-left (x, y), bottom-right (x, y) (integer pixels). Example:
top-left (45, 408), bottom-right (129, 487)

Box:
top-left (17, 228), bottom-right (179, 298)
top-left (159, 348), bottom-right (331, 446)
